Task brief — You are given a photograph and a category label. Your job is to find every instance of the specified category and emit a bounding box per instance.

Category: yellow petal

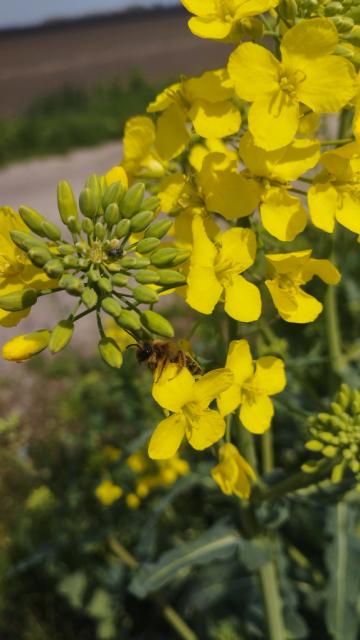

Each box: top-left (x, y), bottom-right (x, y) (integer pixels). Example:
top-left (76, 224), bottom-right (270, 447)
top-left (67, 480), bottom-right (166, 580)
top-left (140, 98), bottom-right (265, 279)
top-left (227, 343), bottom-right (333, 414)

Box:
top-left (217, 384), bottom-right (242, 416)
top-left (249, 91), bottom-right (299, 151)
top-left (2, 329), bottom-right (50, 362)
top-left (159, 173), bottom-right (186, 213)
top-left (301, 258), bottom-right (341, 285)
top-left (152, 364), bottom-right (196, 412)
top-left (186, 409), bottom-right (226, 449)
top-left (218, 227), bottom-right (256, 272)
top-left (296, 57), bottom-right (356, 113)
top-left (266, 280), bottom-right (323, 323)
top-left (251, 356), bottom-right (286, 396)
top-left (265, 250), bottom-right (311, 275)
top-left (123, 116), bottom-right (155, 161)
top-left (193, 368), bottom-right (234, 409)
top-left (281, 18), bottom-right (338, 62)
top-left (186, 217), bottom-right (222, 313)
top-left (228, 43), bottom-right (280, 101)
top-left (240, 394), bottom-right (274, 434)
top-left (0, 308), bottom-right (30, 328)
top-left (105, 166), bottom-right (128, 190)
top-left (224, 339), bottom-right (254, 385)
top-left (184, 69), bottom-right (233, 103)
top-left (148, 413), bottom-right (186, 460)
top-left (156, 104), bottom-right (189, 161)
top-left (260, 188), bottom-right (307, 241)
top-left (336, 190), bottom-right (360, 234)
top-left (147, 83), bottom-right (181, 112)
top-left (188, 16), bottom-right (233, 40)
top-left (189, 99), bottom-right (241, 138)
top-left (224, 275), bottom-right (262, 322)
top-left (308, 182), bottom-right (337, 233)
top-left (181, 0), bottom-right (216, 16)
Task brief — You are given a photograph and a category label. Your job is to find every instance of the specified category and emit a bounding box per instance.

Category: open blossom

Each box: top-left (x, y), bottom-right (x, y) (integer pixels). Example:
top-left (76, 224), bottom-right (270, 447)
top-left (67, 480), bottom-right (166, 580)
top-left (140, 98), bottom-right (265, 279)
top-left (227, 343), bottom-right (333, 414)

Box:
top-left (149, 364), bottom-right (233, 459)
top-left (95, 480), bottom-right (123, 507)
top-left (308, 141), bottom-right (360, 235)
top-left (181, 0), bottom-right (279, 42)
top-left (217, 339), bottom-right (286, 434)
top-left (265, 250), bottom-right (341, 323)
top-left (228, 18), bottom-right (356, 150)
top-left (121, 116), bottom-right (168, 179)
top-left (186, 216), bottom-right (261, 322)
top-left (212, 443), bottom-right (256, 498)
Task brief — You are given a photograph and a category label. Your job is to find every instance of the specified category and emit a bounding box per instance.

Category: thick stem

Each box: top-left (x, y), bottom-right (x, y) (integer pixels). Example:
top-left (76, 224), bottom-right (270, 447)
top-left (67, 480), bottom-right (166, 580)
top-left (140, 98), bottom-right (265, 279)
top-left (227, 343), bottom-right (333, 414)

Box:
top-left (259, 557), bottom-right (286, 640)
top-left (262, 429), bottom-right (274, 475)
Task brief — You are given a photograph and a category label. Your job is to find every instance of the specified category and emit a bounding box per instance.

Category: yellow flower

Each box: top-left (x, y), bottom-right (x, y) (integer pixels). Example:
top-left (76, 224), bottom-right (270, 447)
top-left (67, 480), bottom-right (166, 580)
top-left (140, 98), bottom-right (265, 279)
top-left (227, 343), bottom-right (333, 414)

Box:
top-left (104, 165), bottom-right (128, 189)
top-left (239, 132), bottom-right (320, 240)
top-left (149, 363), bottom-right (233, 459)
top-left (95, 480), bottom-right (122, 506)
top-left (308, 141), bottom-right (360, 235)
top-left (211, 443), bottom-right (256, 498)
top-left (189, 138), bottom-right (237, 173)
top-left (2, 330), bottom-right (50, 362)
top-left (148, 69), bottom-right (241, 153)
top-left (0, 206), bottom-right (55, 327)
top-left (181, 0), bottom-right (279, 42)
top-left (217, 339), bottom-right (286, 433)
top-left (186, 216), bottom-right (261, 322)
top-left (127, 451), bottom-right (150, 473)
top-left (105, 319), bottom-right (134, 350)
top-left (126, 493), bottom-right (141, 509)
top-left (265, 250), bottom-right (341, 323)
top-left (228, 18), bottom-right (356, 149)
top-left (121, 116), bottom-right (168, 179)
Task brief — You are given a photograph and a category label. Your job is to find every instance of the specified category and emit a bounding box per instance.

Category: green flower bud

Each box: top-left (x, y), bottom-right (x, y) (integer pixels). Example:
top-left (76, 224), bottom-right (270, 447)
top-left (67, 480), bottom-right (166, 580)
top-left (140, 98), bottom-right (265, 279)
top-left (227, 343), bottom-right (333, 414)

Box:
top-left (144, 218), bottom-right (173, 239)
top-left (98, 277), bottom-right (112, 294)
top-left (347, 7), bottom-right (360, 22)
top-left (18, 205), bottom-right (47, 237)
top-left (116, 309), bottom-right (141, 332)
top-left (132, 284), bottom-right (159, 304)
top-left (158, 269), bottom-right (187, 286)
top-left (66, 216), bottom-right (81, 234)
top-left (136, 237), bottom-right (161, 254)
top-left (121, 183), bottom-right (145, 218)
top-left (104, 203), bottom-right (120, 226)
top-left (324, 1), bottom-right (344, 15)
top-left (28, 246), bottom-right (53, 267)
top-left (10, 230), bottom-right (44, 253)
top-left (43, 259), bottom-right (64, 279)
top-left (98, 337), bottom-right (123, 369)
top-left (120, 255), bottom-right (150, 270)
top-left (78, 257), bottom-right (90, 269)
top-left (135, 270), bottom-right (160, 284)
top-left (278, 0), bottom-right (298, 20)
top-left (82, 287), bottom-right (98, 308)
top-left (150, 247), bottom-right (182, 268)
top-left (115, 219), bottom-right (131, 238)
top-left (63, 254), bottom-right (80, 268)
top-left (0, 288), bottom-right (38, 312)
top-left (85, 174), bottom-right (102, 208)
top-left (75, 240), bottom-right (89, 255)
top-left (58, 243), bottom-right (76, 256)
top-left (139, 196), bottom-right (160, 212)
top-left (57, 180), bottom-right (79, 225)
top-left (82, 218), bottom-right (94, 235)
top-left (88, 266), bottom-right (100, 282)
top-left (343, 25), bottom-right (360, 45)
top-left (170, 250), bottom-right (191, 266)
top-left (141, 310), bottom-right (174, 338)
top-left (79, 188), bottom-right (99, 218)
top-left (239, 17), bottom-right (263, 39)
top-left (101, 296), bottom-right (123, 318)
top-left (102, 181), bottom-right (125, 210)
top-left (331, 15), bottom-right (354, 32)
top-left (59, 274), bottom-right (84, 296)
top-left (49, 320), bottom-right (74, 354)
top-left (111, 273), bottom-right (129, 287)
top-left (130, 210), bottom-right (154, 233)
top-left (40, 220), bottom-right (62, 241)
top-left (95, 222), bottom-right (106, 240)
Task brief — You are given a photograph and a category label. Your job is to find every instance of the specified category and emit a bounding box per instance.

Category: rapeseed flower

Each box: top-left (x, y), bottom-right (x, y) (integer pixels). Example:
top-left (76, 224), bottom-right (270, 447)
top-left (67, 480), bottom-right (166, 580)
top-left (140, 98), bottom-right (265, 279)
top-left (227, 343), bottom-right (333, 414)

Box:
top-left (186, 216), bottom-right (261, 322)
top-left (217, 339), bottom-right (286, 433)
top-left (228, 18), bottom-right (356, 149)
top-left (265, 250), bottom-right (341, 323)
top-left (95, 480), bottom-right (123, 506)
top-left (149, 364), bottom-right (233, 459)
top-left (121, 116), bottom-right (168, 178)
top-left (212, 443), bottom-right (256, 498)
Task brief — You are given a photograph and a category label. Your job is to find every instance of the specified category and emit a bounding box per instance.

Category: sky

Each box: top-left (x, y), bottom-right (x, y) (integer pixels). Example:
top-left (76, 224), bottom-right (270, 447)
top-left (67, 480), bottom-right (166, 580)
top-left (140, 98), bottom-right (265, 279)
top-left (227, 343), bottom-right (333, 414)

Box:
top-left (0, 0), bottom-right (178, 29)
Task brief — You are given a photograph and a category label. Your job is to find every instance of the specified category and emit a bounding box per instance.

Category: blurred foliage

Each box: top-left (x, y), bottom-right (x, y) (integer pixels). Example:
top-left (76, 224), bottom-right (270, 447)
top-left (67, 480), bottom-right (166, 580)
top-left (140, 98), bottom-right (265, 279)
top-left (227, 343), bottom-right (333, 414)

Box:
top-left (0, 72), bottom-right (164, 166)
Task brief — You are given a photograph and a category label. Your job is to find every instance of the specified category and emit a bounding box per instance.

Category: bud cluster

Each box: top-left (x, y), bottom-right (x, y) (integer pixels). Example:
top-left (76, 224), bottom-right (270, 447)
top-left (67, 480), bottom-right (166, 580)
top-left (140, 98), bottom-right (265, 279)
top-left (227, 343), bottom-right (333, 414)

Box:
top-left (2, 174), bottom-right (190, 367)
top-left (303, 384), bottom-right (360, 487)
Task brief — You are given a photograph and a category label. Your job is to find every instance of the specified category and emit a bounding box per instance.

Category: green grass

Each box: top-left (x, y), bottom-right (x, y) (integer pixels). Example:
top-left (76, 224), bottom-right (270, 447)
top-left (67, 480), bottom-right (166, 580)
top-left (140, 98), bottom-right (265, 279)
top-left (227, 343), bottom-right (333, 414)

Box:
top-left (0, 72), bottom-right (164, 166)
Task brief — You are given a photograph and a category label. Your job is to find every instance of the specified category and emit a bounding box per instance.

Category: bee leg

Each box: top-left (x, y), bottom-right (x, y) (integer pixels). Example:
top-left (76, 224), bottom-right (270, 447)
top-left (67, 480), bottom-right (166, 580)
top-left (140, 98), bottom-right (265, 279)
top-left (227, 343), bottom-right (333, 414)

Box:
top-left (154, 357), bottom-right (167, 383)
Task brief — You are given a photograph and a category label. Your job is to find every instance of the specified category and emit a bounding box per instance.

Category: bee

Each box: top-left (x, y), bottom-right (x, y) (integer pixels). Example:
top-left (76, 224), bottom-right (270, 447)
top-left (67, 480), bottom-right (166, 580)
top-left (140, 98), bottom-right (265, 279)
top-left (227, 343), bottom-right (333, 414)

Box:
top-left (106, 239), bottom-right (123, 258)
top-left (132, 340), bottom-right (202, 381)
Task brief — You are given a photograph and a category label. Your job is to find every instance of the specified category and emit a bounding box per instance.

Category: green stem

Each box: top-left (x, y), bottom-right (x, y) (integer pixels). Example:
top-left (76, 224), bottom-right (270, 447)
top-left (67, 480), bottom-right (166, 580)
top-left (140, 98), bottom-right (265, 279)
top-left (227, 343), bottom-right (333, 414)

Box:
top-left (320, 138), bottom-right (353, 146)
top-left (257, 458), bottom-right (336, 502)
top-left (325, 284), bottom-right (343, 382)
top-left (238, 422), bottom-right (258, 474)
top-left (262, 430), bottom-right (274, 475)
top-left (258, 555), bottom-right (286, 640)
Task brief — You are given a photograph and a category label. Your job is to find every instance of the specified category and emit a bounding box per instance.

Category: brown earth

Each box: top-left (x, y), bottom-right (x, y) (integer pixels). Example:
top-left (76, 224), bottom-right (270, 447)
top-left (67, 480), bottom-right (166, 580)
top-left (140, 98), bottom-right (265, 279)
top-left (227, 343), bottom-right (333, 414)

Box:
top-left (0, 7), bottom-right (232, 117)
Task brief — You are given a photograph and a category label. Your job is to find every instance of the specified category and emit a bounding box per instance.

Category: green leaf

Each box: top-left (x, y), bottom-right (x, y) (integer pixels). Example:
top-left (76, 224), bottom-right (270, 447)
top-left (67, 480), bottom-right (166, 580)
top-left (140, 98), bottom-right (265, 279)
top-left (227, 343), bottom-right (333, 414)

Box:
top-left (325, 501), bottom-right (360, 640)
top-left (57, 571), bottom-right (87, 610)
top-left (238, 537), bottom-right (271, 571)
top-left (129, 524), bottom-right (240, 599)
top-left (86, 588), bottom-right (113, 620)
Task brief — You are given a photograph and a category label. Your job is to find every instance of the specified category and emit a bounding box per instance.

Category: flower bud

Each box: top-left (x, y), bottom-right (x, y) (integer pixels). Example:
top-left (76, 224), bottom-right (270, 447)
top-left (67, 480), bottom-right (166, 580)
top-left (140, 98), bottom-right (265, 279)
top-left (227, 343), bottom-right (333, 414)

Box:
top-left (18, 205), bottom-right (47, 237)
top-left (49, 320), bottom-right (74, 353)
top-left (343, 25), bottom-right (360, 45)
top-left (116, 309), bottom-right (141, 332)
top-left (135, 270), bottom-right (160, 284)
top-left (82, 287), bottom-right (98, 308)
top-left (58, 243), bottom-right (76, 256)
top-left (102, 181), bottom-right (125, 210)
top-left (239, 17), bottom-right (263, 39)
top-left (111, 273), bottom-right (128, 287)
top-left (136, 237), bottom-right (161, 254)
top-left (170, 249), bottom-right (191, 266)
top-left (44, 258), bottom-right (64, 279)
top-left (150, 247), bottom-right (181, 267)
top-left (40, 220), bottom-right (62, 241)
top-left (88, 266), bottom-right (100, 282)
top-left (57, 180), bottom-right (79, 225)
top-left (101, 297), bottom-right (123, 318)
top-left (104, 203), bottom-right (120, 226)
top-left (98, 277), bottom-right (113, 294)
top-left (158, 269), bottom-right (187, 286)
top-left (82, 218), bottom-right (94, 235)
top-left (79, 188), bottom-right (98, 218)
top-left (130, 210), bottom-right (154, 233)
top-left (278, 0), bottom-right (298, 20)
top-left (66, 216), bottom-right (81, 234)
top-left (120, 256), bottom-right (150, 269)
top-left (0, 288), bottom-right (38, 312)
top-left (324, 1), bottom-right (344, 15)
top-left (2, 330), bottom-right (50, 362)
top-left (28, 246), bottom-right (53, 267)
top-left (141, 310), bottom-right (174, 338)
top-left (139, 196), bottom-right (160, 212)
top-left (95, 222), bottom-right (106, 240)
top-left (98, 337), bottom-right (123, 369)
top-left (331, 15), bottom-right (354, 32)
top-left (10, 230), bottom-right (44, 253)
top-left (121, 183), bottom-right (145, 218)
top-left (144, 218), bottom-right (173, 239)
top-left (85, 173), bottom-right (102, 208)
top-left (59, 274), bottom-right (84, 296)
top-left (115, 219), bottom-right (131, 238)
top-left (132, 285), bottom-right (159, 304)
top-left (63, 254), bottom-right (80, 268)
